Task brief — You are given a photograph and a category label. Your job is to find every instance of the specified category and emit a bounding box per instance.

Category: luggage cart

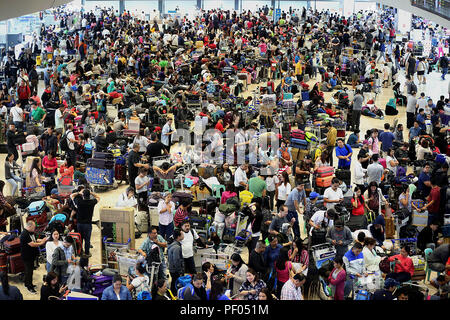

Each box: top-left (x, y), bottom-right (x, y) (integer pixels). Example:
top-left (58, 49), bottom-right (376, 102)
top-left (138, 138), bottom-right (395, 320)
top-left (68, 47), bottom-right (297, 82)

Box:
top-left (281, 100), bottom-right (296, 123)
top-left (102, 237), bottom-right (131, 267)
top-left (116, 250), bottom-right (140, 278)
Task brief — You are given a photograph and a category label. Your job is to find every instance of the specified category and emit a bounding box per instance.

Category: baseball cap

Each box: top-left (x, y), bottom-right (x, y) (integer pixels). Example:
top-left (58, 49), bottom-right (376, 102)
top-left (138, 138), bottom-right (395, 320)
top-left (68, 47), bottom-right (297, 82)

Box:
top-left (384, 278), bottom-right (399, 289)
top-left (309, 192), bottom-right (319, 200)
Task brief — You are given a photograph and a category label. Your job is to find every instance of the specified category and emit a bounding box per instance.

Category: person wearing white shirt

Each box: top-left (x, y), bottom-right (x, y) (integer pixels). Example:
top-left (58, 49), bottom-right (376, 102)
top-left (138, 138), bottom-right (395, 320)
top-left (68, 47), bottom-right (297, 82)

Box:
top-left (133, 132), bottom-right (149, 154)
top-left (9, 103), bottom-right (24, 129)
top-left (180, 221), bottom-right (200, 274)
top-left (234, 163), bottom-right (249, 192)
top-left (354, 155), bottom-right (367, 189)
top-left (157, 194), bottom-right (175, 240)
top-left (323, 178), bottom-right (344, 210)
top-left (362, 237), bottom-right (382, 272)
top-left (54, 105), bottom-right (65, 133)
top-left (276, 171), bottom-right (291, 211)
top-left (416, 93), bottom-right (427, 111)
top-left (309, 209), bottom-right (335, 236)
top-left (116, 187), bottom-right (138, 208)
top-left (45, 230), bottom-right (63, 272)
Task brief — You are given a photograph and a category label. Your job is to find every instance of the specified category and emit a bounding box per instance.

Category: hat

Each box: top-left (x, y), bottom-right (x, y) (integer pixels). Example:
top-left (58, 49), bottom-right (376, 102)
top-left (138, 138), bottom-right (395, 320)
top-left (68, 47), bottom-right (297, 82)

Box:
top-left (309, 192), bottom-right (319, 200)
top-left (51, 189), bottom-right (58, 195)
top-left (384, 278), bottom-right (399, 289)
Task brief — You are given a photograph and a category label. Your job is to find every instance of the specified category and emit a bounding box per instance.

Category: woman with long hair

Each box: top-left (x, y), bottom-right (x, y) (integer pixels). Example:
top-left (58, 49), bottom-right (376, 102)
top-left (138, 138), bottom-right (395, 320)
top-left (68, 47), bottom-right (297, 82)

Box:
top-left (327, 256), bottom-right (346, 300)
top-left (28, 157), bottom-right (43, 189)
top-left (351, 186), bottom-right (369, 216)
top-left (288, 238), bottom-right (309, 275)
top-left (226, 253), bottom-right (248, 298)
top-left (364, 181), bottom-right (387, 218)
top-left (275, 170), bottom-right (291, 212)
top-left (239, 268), bottom-right (267, 301)
top-left (40, 271), bottom-right (67, 301)
top-left (274, 247), bottom-right (295, 298)
top-left (258, 287), bottom-right (274, 300)
top-left (207, 279), bottom-right (230, 300)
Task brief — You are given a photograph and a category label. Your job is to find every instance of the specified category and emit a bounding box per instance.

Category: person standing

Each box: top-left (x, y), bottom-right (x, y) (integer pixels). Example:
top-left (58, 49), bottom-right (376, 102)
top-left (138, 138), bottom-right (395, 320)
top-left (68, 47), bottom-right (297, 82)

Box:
top-left (439, 53), bottom-right (449, 81)
top-left (161, 117), bottom-right (174, 151)
top-left (135, 168), bottom-right (150, 212)
top-left (128, 143), bottom-right (150, 190)
top-left (327, 256), bottom-right (347, 301)
top-left (137, 226), bottom-right (168, 281)
top-left (352, 90), bottom-right (363, 131)
top-left (180, 220), bottom-right (204, 275)
top-left (335, 138), bottom-right (353, 170)
top-left (158, 193), bottom-right (175, 240)
top-left (70, 189), bottom-right (100, 258)
top-left (325, 122), bottom-right (337, 166)
top-left (406, 91), bottom-right (417, 129)
top-left (20, 221), bottom-right (49, 294)
top-left (168, 229), bottom-right (185, 294)
top-left (64, 123), bottom-right (77, 167)
top-left (284, 183), bottom-right (307, 239)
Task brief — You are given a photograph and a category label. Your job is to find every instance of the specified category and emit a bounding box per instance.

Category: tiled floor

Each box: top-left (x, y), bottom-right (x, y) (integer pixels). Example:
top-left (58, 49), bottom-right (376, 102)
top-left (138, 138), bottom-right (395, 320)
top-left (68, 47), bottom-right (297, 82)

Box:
top-left (2, 66), bottom-right (447, 300)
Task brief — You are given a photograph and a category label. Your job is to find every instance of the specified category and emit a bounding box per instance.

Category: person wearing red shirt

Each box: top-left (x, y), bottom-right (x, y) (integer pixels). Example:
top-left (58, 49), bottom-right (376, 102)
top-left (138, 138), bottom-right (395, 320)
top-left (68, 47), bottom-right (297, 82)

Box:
top-left (42, 151), bottom-right (58, 178)
top-left (387, 246), bottom-right (415, 283)
top-left (17, 80), bottom-right (31, 107)
top-left (351, 187), bottom-right (367, 216)
top-left (422, 177), bottom-right (441, 225)
top-left (215, 119), bottom-right (228, 133)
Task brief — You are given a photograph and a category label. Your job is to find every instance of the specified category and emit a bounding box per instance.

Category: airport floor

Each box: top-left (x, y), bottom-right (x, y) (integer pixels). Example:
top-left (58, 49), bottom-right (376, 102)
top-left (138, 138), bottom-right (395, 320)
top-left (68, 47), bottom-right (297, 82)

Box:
top-left (2, 67), bottom-right (447, 300)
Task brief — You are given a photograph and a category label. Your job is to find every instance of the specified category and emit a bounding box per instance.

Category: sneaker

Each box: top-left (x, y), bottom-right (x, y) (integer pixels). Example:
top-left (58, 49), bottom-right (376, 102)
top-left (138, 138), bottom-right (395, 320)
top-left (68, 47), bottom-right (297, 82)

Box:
top-left (27, 287), bottom-right (37, 294)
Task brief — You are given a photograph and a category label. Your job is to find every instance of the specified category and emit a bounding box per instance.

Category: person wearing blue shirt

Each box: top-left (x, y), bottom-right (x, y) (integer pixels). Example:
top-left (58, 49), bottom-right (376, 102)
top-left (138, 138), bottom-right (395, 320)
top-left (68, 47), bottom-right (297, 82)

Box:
top-left (335, 138), bottom-right (353, 169)
top-left (285, 183), bottom-right (307, 238)
top-left (379, 123), bottom-right (396, 153)
top-left (347, 130), bottom-right (362, 148)
top-left (417, 163), bottom-right (432, 198)
top-left (206, 279), bottom-right (231, 300)
top-left (408, 121), bottom-right (422, 141)
top-left (101, 274), bottom-right (132, 300)
top-left (416, 109), bottom-right (426, 131)
top-left (263, 235), bottom-right (283, 270)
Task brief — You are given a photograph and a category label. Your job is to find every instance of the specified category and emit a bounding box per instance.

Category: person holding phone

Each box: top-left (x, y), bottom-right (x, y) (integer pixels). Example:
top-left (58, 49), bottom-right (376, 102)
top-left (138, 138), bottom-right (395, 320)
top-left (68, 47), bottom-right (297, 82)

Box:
top-left (40, 271), bottom-right (67, 301)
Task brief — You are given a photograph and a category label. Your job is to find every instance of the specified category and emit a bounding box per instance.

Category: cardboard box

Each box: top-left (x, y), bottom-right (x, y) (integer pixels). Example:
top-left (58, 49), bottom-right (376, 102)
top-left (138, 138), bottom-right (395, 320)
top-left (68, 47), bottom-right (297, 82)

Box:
top-left (100, 207), bottom-right (135, 249)
top-left (298, 149), bottom-right (309, 161)
top-left (291, 148), bottom-right (300, 162)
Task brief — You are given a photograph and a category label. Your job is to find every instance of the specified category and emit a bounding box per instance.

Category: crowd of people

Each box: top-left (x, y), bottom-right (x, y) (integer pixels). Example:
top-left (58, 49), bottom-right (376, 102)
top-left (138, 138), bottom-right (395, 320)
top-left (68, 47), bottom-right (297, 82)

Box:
top-left (0, 2), bottom-right (449, 301)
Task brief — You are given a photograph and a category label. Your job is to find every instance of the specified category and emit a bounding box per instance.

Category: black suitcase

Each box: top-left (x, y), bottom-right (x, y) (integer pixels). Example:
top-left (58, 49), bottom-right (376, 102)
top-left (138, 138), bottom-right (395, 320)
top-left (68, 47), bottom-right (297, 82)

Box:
top-left (190, 215), bottom-right (209, 230)
top-left (87, 158), bottom-right (115, 169)
top-left (172, 192), bottom-right (194, 206)
top-left (93, 152), bottom-right (114, 160)
top-left (347, 214), bottom-right (368, 232)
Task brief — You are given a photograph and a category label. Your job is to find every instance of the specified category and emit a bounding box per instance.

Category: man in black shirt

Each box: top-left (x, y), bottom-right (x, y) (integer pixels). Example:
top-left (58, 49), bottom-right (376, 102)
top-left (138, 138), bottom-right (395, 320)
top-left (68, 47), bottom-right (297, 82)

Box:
top-left (394, 142), bottom-right (409, 167)
top-left (20, 221), bottom-right (49, 294)
top-left (40, 126), bottom-right (58, 155)
top-left (357, 141), bottom-right (370, 169)
top-left (248, 240), bottom-right (267, 279)
top-left (70, 189), bottom-right (100, 258)
top-left (6, 124), bottom-right (21, 161)
top-left (145, 133), bottom-right (168, 165)
top-left (128, 143), bottom-right (150, 189)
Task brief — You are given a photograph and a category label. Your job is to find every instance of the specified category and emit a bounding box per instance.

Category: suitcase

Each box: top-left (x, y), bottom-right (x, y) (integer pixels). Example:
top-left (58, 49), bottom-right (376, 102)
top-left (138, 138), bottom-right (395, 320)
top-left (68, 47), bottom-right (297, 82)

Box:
top-left (291, 129), bottom-right (306, 140)
top-left (316, 176), bottom-right (333, 188)
top-left (93, 152), bottom-right (114, 160)
top-left (91, 274), bottom-right (113, 297)
top-left (86, 167), bottom-right (115, 185)
top-left (86, 158), bottom-right (115, 169)
top-left (68, 232), bottom-right (82, 256)
top-left (411, 210), bottom-right (428, 232)
top-left (135, 211), bottom-right (149, 233)
top-left (149, 207), bottom-right (159, 227)
top-left (7, 253), bottom-right (25, 274)
top-left (0, 252), bottom-right (7, 273)
top-left (290, 138), bottom-right (309, 150)
top-left (172, 192), bottom-right (194, 205)
top-left (385, 216), bottom-right (395, 239)
top-left (316, 166), bottom-right (334, 178)
top-left (4, 237), bottom-right (21, 255)
top-left (190, 215), bottom-right (210, 230)
top-left (301, 90), bottom-right (310, 101)
top-left (26, 211), bottom-right (48, 227)
top-left (337, 129), bottom-right (345, 138)
top-left (347, 214), bottom-right (368, 232)
top-left (27, 200), bottom-right (46, 216)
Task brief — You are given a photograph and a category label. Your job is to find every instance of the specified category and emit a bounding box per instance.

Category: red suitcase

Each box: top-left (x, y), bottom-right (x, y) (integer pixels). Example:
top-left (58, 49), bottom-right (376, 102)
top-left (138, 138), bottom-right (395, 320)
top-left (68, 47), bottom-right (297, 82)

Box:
top-left (316, 166), bottom-right (335, 178)
top-left (0, 252), bottom-right (7, 273)
top-left (4, 237), bottom-right (21, 255)
top-left (8, 253), bottom-right (25, 274)
top-left (291, 129), bottom-right (306, 140)
top-left (316, 176), bottom-right (333, 188)
top-left (68, 232), bottom-right (82, 256)
top-left (337, 129), bottom-right (346, 138)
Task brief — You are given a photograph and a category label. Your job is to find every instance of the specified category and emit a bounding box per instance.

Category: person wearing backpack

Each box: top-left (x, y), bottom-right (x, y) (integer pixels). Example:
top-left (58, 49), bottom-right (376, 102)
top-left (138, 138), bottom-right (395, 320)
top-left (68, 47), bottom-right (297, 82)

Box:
top-left (168, 229), bottom-right (184, 294)
top-left (179, 273), bottom-right (208, 300)
top-left (180, 220), bottom-right (205, 274)
top-left (61, 123), bottom-right (77, 167)
top-left (335, 138), bottom-right (352, 170)
top-left (126, 263), bottom-right (150, 297)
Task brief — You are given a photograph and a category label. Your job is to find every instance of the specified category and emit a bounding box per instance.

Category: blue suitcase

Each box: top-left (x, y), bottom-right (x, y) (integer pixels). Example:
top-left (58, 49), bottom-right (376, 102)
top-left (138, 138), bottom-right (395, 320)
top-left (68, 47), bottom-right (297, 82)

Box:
top-left (27, 200), bottom-right (46, 216)
top-left (354, 289), bottom-right (372, 300)
top-left (290, 138), bottom-right (309, 150)
top-left (301, 90), bottom-right (310, 101)
top-left (86, 167), bottom-right (115, 186)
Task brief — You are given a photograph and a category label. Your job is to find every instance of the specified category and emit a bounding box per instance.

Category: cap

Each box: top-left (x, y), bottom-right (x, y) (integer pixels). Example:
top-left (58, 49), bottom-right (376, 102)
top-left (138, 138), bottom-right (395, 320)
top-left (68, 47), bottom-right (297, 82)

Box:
top-left (309, 192), bottom-right (319, 200)
top-left (384, 278), bottom-right (399, 289)
top-left (363, 140), bottom-right (369, 145)
top-left (51, 189), bottom-right (58, 195)
top-left (335, 220), bottom-right (344, 228)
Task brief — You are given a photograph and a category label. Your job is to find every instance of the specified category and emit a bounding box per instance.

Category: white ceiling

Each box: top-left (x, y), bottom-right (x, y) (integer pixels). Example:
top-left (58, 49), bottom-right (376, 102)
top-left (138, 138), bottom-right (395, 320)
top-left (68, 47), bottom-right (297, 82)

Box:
top-left (0, 0), bottom-right (72, 22)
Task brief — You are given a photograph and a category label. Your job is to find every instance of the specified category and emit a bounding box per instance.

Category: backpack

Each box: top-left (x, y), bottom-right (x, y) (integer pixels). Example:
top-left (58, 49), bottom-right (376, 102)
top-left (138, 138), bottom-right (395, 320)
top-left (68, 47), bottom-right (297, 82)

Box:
top-left (145, 245), bottom-right (161, 265)
top-left (136, 290), bottom-right (152, 300)
top-left (177, 283), bottom-right (195, 300)
top-left (175, 275), bottom-right (192, 290)
top-left (60, 130), bottom-right (71, 152)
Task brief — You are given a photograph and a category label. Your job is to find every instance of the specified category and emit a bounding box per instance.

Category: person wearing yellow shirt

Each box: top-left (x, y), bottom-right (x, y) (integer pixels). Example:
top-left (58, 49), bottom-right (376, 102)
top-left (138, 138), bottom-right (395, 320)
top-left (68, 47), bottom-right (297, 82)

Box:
top-left (326, 122), bottom-right (337, 166)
